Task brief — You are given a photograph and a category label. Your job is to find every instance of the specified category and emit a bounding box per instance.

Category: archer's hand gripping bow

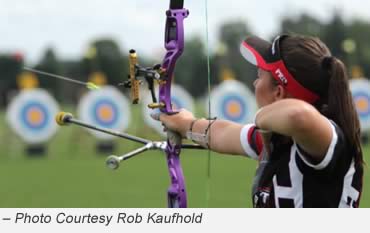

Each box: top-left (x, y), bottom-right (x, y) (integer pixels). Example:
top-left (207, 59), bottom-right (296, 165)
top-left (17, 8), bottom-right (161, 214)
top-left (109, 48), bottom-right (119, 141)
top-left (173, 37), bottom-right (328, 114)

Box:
top-left (54, 0), bottom-right (204, 208)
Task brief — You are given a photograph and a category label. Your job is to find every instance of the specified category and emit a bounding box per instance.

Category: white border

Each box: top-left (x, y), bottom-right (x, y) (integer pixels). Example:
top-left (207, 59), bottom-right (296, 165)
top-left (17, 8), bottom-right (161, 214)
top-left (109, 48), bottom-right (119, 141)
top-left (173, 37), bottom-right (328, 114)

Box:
top-left (0, 208), bottom-right (368, 233)
top-left (295, 121), bottom-right (338, 170)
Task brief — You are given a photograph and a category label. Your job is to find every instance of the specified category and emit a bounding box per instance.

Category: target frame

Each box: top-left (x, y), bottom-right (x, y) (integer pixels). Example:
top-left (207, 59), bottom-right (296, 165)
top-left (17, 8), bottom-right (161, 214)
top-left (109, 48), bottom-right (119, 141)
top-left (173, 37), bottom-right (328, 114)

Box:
top-left (77, 86), bottom-right (131, 140)
top-left (350, 79), bottom-right (370, 131)
top-left (6, 88), bottom-right (60, 144)
top-left (208, 80), bottom-right (256, 124)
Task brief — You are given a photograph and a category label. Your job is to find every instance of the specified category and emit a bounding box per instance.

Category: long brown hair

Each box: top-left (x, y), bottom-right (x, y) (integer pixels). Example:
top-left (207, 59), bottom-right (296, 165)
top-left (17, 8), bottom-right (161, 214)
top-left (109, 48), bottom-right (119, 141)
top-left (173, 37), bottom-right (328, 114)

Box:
top-left (280, 35), bottom-right (363, 166)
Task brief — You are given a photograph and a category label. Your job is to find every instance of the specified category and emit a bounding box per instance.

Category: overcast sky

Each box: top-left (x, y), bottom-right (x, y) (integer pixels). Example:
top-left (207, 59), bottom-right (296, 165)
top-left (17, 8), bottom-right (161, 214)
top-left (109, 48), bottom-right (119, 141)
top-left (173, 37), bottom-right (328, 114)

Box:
top-left (1, 0), bottom-right (369, 64)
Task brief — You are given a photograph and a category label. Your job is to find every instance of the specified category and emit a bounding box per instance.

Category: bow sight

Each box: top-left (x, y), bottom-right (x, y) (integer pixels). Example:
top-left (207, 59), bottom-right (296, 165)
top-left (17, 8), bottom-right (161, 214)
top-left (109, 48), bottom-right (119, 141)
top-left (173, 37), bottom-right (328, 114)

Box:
top-left (121, 49), bottom-right (165, 108)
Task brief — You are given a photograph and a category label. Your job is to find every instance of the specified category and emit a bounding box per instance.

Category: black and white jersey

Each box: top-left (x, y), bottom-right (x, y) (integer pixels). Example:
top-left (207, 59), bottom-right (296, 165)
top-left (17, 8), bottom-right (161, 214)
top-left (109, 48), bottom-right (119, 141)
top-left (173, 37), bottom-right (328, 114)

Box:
top-left (240, 120), bottom-right (363, 208)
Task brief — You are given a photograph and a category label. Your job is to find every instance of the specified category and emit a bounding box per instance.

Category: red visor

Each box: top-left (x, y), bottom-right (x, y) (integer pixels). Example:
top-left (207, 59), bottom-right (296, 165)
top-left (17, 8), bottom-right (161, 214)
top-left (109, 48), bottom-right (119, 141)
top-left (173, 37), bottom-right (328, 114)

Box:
top-left (240, 36), bottom-right (319, 104)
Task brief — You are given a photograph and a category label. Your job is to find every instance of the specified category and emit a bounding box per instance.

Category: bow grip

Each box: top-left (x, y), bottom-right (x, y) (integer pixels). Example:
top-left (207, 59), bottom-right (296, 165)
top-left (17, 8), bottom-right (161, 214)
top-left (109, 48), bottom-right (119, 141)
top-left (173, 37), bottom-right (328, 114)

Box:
top-left (129, 49), bottom-right (140, 104)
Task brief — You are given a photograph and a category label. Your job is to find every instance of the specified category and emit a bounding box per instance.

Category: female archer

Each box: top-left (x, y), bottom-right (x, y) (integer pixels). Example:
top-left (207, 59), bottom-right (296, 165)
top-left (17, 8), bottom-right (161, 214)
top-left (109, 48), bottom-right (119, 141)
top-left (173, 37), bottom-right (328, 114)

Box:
top-left (153, 34), bottom-right (364, 207)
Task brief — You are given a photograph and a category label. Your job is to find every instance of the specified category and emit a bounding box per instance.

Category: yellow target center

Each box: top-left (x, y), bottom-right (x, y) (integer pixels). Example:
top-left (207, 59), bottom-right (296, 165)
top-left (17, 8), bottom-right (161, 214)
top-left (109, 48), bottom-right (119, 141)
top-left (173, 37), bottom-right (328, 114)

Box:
top-left (28, 108), bottom-right (43, 125)
top-left (227, 101), bottom-right (241, 117)
top-left (356, 97), bottom-right (369, 112)
top-left (98, 105), bottom-right (113, 121)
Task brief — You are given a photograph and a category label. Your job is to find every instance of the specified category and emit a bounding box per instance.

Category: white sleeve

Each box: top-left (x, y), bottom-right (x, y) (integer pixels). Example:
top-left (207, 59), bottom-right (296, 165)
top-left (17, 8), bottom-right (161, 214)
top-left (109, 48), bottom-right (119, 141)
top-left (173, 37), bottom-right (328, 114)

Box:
top-left (240, 124), bottom-right (259, 160)
top-left (295, 120), bottom-right (338, 170)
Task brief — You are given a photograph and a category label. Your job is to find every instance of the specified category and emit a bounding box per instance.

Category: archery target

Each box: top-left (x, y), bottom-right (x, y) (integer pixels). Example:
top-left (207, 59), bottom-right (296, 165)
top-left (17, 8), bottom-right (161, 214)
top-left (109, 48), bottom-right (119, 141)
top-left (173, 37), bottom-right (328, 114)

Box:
top-left (142, 84), bottom-right (194, 137)
top-left (350, 78), bottom-right (370, 132)
top-left (77, 86), bottom-right (131, 140)
top-left (208, 80), bottom-right (256, 124)
top-left (6, 88), bottom-right (60, 144)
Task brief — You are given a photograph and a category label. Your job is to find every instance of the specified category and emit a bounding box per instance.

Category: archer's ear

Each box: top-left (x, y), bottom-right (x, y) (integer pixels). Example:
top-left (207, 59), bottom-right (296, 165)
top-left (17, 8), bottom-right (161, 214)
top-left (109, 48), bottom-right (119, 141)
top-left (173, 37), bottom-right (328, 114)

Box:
top-left (274, 85), bottom-right (288, 101)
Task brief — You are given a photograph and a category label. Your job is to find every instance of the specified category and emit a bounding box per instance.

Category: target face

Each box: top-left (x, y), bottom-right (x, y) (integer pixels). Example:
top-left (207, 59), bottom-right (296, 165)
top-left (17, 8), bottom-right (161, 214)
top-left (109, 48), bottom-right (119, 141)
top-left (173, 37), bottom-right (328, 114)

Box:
top-left (77, 86), bottom-right (131, 140)
top-left (142, 84), bottom-right (194, 137)
top-left (221, 95), bottom-right (247, 122)
top-left (6, 89), bottom-right (60, 144)
top-left (21, 102), bottom-right (49, 131)
top-left (208, 80), bottom-right (256, 124)
top-left (92, 99), bottom-right (119, 126)
top-left (350, 78), bottom-right (370, 131)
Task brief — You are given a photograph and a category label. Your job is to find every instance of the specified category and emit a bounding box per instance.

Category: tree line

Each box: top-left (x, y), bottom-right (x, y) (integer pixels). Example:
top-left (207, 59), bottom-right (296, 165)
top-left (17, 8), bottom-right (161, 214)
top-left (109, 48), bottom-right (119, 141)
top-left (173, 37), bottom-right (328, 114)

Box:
top-left (1, 12), bottom-right (370, 107)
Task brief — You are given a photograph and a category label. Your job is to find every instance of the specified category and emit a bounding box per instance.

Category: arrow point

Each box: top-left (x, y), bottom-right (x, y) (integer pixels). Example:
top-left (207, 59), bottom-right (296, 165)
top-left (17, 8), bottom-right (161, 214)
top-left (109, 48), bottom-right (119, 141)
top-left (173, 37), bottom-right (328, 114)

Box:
top-left (87, 82), bottom-right (100, 90)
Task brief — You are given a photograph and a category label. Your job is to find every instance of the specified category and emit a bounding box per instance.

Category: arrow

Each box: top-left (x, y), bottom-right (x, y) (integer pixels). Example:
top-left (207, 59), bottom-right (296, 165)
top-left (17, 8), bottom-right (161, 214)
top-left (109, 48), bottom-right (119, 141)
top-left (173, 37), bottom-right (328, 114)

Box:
top-left (23, 67), bottom-right (100, 90)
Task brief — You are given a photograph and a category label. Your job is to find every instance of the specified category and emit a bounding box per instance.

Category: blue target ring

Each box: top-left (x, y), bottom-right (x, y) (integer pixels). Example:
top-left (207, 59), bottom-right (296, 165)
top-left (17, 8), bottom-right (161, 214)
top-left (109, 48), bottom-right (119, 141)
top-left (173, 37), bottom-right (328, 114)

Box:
top-left (20, 102), bottom-right (49, 131)
top-left (91, 99), bottom-right (119, 127)
top-left (221, 95), bottom-right (247, 122)
top-left (353, 92), bottom-right (370, 118)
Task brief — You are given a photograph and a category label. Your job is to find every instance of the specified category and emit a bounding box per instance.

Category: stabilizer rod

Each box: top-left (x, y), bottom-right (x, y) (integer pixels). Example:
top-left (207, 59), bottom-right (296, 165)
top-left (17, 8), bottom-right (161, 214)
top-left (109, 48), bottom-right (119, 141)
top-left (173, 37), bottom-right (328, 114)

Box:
top-left (55, 112), bottom-right (205, 170)
top-left (55, 112), bottom-right (150, 145)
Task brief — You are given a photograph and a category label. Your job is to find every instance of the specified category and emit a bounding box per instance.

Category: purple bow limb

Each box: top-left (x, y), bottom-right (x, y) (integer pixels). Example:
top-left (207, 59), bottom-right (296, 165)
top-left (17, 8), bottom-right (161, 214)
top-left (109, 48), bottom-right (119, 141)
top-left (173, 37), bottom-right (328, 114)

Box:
top-left (159, 1), bottom-right (189, 208)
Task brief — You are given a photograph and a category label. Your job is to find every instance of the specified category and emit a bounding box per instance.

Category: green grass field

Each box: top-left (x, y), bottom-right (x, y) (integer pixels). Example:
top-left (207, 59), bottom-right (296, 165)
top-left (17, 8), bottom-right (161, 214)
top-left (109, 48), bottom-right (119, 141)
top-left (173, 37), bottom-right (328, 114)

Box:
top-left (0, 105), bottom-right (368, 207)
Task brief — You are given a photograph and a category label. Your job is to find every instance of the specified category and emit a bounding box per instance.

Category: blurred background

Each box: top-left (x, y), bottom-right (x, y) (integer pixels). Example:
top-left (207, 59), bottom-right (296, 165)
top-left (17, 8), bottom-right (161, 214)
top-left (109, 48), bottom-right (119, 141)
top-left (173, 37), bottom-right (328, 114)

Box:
top-left (0, 0), bottom-right (369, 207)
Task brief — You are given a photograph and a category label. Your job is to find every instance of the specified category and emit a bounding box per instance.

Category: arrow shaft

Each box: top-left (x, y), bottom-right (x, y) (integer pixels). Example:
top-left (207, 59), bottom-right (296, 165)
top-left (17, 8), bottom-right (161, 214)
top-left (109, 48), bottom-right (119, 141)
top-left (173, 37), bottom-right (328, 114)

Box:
top-left (24, 67), bottom-right (87, 86)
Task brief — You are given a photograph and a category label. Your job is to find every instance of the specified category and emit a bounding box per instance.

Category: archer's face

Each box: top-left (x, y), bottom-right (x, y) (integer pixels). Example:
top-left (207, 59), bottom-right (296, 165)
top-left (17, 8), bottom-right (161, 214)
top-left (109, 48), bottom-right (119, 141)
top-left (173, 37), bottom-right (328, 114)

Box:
top-left (253, 68), bottom-right (278, 108)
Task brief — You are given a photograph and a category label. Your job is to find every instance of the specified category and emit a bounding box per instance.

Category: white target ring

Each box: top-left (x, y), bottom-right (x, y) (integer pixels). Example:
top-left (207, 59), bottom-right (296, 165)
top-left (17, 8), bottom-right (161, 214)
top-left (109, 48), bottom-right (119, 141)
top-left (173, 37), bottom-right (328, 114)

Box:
top-left (6, 88), bottom-right (60, 144)
top-left (350, 78), bottom-right (370, 132)
top-left (208, 80), bottom-right (256, 124)
top-left (77, 86), bottom-right (131, 140)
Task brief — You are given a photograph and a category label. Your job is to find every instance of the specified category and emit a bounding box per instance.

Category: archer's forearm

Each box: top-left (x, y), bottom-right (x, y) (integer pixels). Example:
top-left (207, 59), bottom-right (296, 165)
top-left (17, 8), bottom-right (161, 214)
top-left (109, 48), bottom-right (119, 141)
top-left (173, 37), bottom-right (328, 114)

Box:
top-left (188, 119), bottom-right (246, 155)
